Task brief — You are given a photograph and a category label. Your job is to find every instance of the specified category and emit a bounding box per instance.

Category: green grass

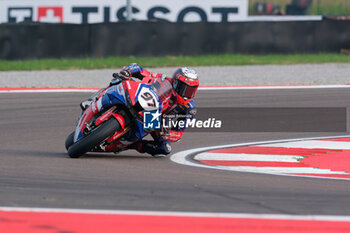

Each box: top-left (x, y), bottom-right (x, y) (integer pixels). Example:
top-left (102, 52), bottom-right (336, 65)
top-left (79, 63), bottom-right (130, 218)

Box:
top-left (249, 0), bottom-right (350, 15)
top-left (1, 53), bottom-right (350, 71)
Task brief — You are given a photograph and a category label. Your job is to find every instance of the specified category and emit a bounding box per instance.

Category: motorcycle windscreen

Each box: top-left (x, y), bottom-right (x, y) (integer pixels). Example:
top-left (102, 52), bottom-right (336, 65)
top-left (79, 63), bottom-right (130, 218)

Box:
top-left (151, 78), bottom-right (174, 101)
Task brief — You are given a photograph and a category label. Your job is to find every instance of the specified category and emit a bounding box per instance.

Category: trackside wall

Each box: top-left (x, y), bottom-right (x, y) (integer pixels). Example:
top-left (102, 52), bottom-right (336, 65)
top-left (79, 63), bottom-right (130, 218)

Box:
top-left (0, 19), bottom-right (349, 60)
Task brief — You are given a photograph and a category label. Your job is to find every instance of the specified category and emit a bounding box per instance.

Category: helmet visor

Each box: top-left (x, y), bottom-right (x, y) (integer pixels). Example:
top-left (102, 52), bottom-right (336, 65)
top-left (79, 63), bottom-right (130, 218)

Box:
top-left (175, 80), bottom-right (198, 99)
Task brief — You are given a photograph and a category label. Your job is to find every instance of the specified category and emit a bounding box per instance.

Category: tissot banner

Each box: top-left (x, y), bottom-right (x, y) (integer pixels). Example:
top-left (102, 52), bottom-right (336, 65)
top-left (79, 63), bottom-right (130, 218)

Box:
top-left (0, 0), bottom-right (248, 24)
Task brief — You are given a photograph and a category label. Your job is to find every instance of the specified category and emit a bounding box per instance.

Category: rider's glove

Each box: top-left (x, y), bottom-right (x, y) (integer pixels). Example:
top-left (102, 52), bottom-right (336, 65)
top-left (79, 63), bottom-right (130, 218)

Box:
top-left (119, 69), bottom-right (132, 78)
top-left (110, 72), bottom-right (129, 86)
top-left (123, 63), bottom-right (144, 80)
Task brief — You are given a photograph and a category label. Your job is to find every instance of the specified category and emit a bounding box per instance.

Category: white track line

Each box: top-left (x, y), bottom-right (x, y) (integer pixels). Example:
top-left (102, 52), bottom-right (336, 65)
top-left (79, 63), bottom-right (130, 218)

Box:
top-left (0, 89), bottom-right (98, 93)
top-left (171, 135), bottom-right (350, 180)
top-left (1, 206), bottom-right (350, 221)
top-left (194, 153), bottom-right (302, 162)
top-left (257, 140), bottom-right (350, 150)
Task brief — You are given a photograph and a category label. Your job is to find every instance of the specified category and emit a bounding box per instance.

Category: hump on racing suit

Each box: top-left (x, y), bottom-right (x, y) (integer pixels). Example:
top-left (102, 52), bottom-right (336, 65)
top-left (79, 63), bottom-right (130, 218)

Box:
top-left (117, 63), bottom-right (164, 80)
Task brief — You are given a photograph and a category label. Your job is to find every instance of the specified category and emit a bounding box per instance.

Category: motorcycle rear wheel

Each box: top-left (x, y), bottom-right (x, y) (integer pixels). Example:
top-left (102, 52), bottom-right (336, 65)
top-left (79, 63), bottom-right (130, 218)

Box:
top-left (67, 118), bottom-right (120, 158)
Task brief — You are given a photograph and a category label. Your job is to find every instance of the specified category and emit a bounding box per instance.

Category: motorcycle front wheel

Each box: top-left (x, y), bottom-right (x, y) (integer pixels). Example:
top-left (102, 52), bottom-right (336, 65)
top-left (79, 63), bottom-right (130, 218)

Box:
top-left (67, 117), bottom-right (120, 158)
top-left (65, 132), bottom-right (74, 150)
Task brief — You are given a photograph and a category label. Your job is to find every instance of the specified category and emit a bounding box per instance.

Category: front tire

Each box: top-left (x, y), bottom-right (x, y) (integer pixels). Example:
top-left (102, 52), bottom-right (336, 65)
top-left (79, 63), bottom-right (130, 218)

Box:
top-left (65, 132), bottom-right (74, 150)
top-left (67, 118), bottom-right (120, 158)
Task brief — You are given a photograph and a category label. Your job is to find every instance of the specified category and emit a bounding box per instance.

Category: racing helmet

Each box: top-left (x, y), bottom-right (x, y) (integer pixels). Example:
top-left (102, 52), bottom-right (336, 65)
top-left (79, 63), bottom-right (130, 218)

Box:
top-left (172, 67), bottom-right (199, 105)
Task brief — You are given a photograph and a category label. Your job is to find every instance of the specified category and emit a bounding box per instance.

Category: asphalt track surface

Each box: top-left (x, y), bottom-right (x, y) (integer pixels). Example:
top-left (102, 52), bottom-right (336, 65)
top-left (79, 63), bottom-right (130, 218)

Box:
top-left (1, 88), bottom-right (350, 215)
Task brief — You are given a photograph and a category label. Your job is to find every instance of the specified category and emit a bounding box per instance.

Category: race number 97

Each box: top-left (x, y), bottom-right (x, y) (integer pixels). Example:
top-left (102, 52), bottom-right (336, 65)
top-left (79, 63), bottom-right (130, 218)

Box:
top-left (138, 87), bottom-right (159, 111)
top-left (141, 92), bottom-right (156, 107)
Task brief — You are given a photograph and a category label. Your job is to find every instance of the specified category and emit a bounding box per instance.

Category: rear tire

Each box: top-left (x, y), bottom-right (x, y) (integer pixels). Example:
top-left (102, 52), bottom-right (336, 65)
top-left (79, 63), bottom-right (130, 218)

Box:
top-left (67, 118), bottom-right (120, 158)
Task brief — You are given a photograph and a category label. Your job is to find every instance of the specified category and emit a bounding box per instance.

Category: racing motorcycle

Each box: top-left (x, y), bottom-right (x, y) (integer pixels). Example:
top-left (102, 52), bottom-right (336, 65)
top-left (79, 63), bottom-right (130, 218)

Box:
top-left (65, 74), bottom-right (174, 158)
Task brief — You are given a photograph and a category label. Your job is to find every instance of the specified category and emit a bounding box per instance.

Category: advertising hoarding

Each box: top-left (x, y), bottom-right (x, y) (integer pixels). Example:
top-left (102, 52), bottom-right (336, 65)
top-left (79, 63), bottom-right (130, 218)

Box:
top-left (0, 0), bottom-right (249, 24)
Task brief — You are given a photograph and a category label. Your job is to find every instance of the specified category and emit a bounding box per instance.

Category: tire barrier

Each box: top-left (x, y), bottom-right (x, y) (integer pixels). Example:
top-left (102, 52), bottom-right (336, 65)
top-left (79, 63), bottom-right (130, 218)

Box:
top-left (0, 19), bottom-right (349, 60)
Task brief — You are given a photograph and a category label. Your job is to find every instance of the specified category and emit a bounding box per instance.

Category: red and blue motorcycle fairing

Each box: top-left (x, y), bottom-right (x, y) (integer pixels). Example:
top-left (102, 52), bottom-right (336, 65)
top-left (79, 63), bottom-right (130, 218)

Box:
top-left (67, 76), bottom-right (174, 157)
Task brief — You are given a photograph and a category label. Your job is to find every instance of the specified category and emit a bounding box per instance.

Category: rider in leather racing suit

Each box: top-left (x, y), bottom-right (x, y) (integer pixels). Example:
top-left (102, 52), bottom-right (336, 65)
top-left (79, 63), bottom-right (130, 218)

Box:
top-left (81, 63), bottom-right (199, 157)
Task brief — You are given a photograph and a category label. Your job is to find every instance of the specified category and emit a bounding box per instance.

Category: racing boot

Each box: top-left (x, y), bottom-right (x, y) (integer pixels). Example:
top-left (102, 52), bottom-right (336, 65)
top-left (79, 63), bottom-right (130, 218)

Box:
top-left (130, 140), bottom-right (172, 158)
top-left (80, 99), bottom-right (93, 111)
top-left (79, 88), bottom-right (105, 111)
